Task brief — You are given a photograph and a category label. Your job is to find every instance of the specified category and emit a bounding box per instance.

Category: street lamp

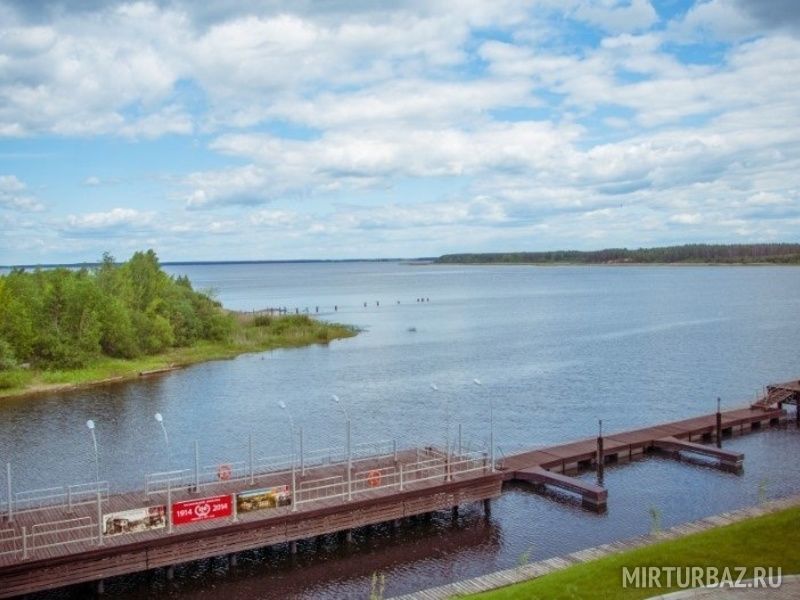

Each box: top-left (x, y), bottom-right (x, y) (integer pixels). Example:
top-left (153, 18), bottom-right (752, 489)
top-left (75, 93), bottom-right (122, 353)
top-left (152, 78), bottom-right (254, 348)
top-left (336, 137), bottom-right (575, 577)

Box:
top-left (331, 394), bottom-right (353, 500)
top-left (154, 413), bottom-right (171, 468)
top-left (86, 419), bottom-right (100, 486)
top-left (86, 419), bottom-right (103, 545)
top-left (473, 378), bottom-right (494, 473)
top-left (277, 401), bottom-right (298, 511)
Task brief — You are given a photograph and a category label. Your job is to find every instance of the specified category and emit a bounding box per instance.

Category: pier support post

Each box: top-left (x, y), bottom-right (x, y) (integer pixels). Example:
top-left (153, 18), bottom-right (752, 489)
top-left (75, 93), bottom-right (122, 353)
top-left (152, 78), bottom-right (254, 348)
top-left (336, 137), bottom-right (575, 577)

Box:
top-left (716, 398), bottom-right (722, 449)
top-left (300, 426), bottom-right (305, 476)
top-left (96, 579), bottom-right (105, 595)
top-left (166, 566), bottom-right (174, 581)
top-left (345, 530), bottom-right (353, 544)
top-left (796, 402), bottom-right (800, 427)
top-left (248, 433), bottom-right (255, 485)
top-left (6, 462), bottom-right (12, 523)
top-left (229, 553), bottom-right (238, 567)
top-left (290, 540), bottom-right (298, 554)
top-left (96, 491), bottom-right (103, 546)
top-left (452, 505), bottom-right (459, 520)
top-left (194, 440), bottom-right (200, 492)
top-left (596, 420), bottom-right (604, 484)
top-left (483, 498), bottom-right (492, 517)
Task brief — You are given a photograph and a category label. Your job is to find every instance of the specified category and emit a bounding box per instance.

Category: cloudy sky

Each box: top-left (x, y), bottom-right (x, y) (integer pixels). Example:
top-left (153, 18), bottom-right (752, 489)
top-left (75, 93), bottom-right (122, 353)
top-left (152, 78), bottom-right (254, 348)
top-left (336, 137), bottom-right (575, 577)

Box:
top-left (1, 0), bottom-right (799, 264)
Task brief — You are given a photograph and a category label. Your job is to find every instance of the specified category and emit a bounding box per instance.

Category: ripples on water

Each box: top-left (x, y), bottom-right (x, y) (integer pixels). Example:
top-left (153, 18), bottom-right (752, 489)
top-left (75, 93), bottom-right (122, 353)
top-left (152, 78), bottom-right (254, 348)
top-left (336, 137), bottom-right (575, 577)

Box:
top-left (4, 263), bottom-right (800, 598)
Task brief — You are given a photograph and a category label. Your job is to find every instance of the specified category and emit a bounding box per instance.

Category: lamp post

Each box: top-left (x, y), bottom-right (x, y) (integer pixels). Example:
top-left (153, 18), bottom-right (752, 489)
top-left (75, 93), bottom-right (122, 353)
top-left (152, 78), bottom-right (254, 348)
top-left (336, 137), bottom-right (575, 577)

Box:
top-left (86, 419), bottom-right (103, 545)
top-left (331, 394), bottom-right (353, 500)
top-left (278, 401), bottom-right (298, 511)
top-left (473, 378), bottom-right (493, 472)
top-left (154, 413), bottom-right (171, 469)
top-left (86, 420), bottom-right (100, 486)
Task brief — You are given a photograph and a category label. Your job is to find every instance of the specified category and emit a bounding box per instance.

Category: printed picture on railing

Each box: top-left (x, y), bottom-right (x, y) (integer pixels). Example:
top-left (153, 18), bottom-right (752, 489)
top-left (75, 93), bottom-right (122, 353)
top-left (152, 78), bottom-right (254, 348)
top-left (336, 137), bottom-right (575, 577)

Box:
top-left (237, 486), bottom-right (291, 513)
top-left (103, 506), bottom-right (167, 536)
top-left (172, 495), bottom-right (233, 525)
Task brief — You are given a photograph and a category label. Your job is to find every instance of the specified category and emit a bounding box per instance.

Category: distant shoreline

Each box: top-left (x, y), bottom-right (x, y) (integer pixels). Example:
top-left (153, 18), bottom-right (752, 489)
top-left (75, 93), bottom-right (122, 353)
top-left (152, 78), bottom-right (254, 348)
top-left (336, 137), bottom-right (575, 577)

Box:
top-left (0, 258), bottom-right (432, 270)
top-left (423, 261), bottom-right (800, 267)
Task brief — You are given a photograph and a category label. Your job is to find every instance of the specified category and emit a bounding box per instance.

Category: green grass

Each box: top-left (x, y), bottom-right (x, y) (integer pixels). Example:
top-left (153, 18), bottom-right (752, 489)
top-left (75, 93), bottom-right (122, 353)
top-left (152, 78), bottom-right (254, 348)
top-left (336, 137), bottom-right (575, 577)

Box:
top-left (466, 505), bottom-right (800, 600)
top-left (0, 314), bottom-right (357, 398)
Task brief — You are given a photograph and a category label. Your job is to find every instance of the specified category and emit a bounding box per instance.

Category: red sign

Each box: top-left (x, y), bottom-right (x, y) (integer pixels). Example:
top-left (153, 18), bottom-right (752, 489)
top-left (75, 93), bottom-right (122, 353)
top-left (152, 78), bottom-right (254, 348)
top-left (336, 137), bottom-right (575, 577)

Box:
top-left (172, 495), bottom-right (233, 525)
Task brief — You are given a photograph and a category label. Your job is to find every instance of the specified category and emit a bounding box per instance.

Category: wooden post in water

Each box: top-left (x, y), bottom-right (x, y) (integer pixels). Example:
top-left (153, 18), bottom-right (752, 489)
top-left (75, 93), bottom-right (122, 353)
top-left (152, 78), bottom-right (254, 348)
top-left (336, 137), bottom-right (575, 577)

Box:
top-left (596, 419), bottom-right (604, 484)
top-left (716, 397), bottom-right (722, 448)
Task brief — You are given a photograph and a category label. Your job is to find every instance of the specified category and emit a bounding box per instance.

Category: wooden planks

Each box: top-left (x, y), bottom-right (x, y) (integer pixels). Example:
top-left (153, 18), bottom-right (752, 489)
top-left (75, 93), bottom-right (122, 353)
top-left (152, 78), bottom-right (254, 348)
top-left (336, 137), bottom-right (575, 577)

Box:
top-left (0, 472), bottom-right (503, 598)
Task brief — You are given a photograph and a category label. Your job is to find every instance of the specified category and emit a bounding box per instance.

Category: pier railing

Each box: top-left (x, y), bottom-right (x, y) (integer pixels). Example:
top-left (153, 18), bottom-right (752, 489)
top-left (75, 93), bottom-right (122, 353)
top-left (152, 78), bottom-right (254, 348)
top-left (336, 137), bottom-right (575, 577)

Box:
top-left (0, 440), bottom-right (491, 563)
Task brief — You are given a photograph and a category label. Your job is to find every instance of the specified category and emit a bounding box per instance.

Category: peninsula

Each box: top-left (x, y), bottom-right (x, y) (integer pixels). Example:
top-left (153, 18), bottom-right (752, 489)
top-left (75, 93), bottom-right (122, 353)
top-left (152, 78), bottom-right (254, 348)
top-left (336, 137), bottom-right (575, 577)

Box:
top-left (0, 250), bottom-right (356, 399)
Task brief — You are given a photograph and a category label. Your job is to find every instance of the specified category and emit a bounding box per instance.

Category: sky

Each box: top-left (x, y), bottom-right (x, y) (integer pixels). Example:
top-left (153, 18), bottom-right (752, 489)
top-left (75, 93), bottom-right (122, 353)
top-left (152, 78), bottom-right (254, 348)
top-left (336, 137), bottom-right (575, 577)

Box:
top-left (1, 0), bottom-right (800, 264)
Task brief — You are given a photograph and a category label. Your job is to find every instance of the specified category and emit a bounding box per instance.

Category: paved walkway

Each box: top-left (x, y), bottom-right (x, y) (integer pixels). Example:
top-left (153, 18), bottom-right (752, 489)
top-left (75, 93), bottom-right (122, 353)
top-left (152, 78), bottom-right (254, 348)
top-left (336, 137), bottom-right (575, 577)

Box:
top-left (390, 495), bottom-right (800, 600)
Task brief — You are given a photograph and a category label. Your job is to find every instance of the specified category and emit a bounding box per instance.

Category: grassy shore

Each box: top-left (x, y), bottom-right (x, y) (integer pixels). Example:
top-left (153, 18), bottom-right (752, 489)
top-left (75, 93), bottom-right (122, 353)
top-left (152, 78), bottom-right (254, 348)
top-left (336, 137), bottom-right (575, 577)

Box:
top-left (466, 505), bottom-right (800, 600)
top-left (0, 313), bottom-right (357, 399)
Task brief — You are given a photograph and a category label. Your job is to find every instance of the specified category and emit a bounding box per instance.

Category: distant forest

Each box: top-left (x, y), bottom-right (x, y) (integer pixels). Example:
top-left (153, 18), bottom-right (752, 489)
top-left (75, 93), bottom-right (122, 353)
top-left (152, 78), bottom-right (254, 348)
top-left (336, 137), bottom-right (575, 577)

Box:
top-left (436, 244), bottom-right (800, 265)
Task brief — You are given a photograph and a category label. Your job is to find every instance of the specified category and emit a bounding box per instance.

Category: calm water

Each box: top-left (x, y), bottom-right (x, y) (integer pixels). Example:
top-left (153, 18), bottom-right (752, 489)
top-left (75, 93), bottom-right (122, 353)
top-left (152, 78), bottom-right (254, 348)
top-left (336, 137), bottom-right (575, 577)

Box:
top-left (2, 262), bottom-right (800, 598)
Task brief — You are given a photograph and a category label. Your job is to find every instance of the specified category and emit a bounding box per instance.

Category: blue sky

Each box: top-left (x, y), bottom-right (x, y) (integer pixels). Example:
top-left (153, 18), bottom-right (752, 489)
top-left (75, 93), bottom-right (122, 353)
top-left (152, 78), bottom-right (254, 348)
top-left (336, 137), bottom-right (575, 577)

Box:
top-left (1, 0), bottom-right (799, 264)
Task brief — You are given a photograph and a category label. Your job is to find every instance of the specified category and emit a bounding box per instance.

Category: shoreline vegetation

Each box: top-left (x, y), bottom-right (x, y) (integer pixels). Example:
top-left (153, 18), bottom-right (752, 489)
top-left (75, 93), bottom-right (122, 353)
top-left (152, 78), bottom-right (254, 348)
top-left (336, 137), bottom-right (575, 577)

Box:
top-left (436, 243), bottom-right (800, 265)
top-left (0, 250), bottom-right (357, 399)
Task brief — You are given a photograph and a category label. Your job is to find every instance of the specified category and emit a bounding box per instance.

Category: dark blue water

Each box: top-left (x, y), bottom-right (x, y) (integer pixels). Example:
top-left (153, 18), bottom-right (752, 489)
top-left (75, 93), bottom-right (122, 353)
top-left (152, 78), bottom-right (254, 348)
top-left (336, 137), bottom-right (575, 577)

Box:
top-left (2, 262), bottom-right (800, 598)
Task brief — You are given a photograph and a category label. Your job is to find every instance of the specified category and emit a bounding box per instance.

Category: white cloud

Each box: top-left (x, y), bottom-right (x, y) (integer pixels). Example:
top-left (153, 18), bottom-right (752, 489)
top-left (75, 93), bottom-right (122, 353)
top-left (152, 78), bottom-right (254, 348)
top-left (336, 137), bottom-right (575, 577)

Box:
top-left (572, 0), bottom-right (658, 33)
top-left (0, 175), bottom-right (44, 211)
top-left (63, 208), bottom-right (155, 233)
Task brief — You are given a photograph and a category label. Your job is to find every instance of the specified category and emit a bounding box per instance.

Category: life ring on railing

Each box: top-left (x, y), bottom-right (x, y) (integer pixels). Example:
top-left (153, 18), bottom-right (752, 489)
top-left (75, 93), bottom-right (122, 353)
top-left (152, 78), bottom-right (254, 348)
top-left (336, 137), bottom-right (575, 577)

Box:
top-left (367, 470), bottom-right (381, 487)
top-left (217, 463), bottom-right (232, 481)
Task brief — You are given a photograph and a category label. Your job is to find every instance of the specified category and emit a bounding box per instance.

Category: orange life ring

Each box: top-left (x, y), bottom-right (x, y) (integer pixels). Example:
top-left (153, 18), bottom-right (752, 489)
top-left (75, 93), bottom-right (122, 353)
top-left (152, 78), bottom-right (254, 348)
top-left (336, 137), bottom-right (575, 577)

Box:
top-left (367, 470), bottom-right (381, 487)
top-left (217, 463), bottom-right (232, 480)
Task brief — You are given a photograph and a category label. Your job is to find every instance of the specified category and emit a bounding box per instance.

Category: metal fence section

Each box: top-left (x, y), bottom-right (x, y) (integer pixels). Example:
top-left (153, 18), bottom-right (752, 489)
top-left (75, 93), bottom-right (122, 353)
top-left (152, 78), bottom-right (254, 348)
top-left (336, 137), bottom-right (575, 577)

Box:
top-left (292, 450), bottom-right (490, 508)
top-left (0, 528), bottom-right (21, 559)
top-left (5, 481), bottom-right (109, 516)
top-left (29, 516), bottom-right (96, 552)
top-left (144, 440), bottom-right (396, 498)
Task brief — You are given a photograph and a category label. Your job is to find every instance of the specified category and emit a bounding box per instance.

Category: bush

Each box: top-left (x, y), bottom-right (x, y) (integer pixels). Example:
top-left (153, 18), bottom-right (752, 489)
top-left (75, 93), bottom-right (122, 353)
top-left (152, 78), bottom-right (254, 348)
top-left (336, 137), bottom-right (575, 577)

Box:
top-left (0, 370), bottom-right (31, 390)
top-left (0, 338), bottom-right (16, 371)
top-left (253, 314), bottom-right (272, 327)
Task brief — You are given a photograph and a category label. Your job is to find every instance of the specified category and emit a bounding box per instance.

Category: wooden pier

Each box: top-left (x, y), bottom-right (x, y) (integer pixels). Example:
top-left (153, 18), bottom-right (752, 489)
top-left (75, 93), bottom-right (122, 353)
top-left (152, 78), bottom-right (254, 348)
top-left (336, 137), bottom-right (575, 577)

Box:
top-left (501, 405), bottom-right (786, 511)
top-left (0, 381), bottom-right (797, 597)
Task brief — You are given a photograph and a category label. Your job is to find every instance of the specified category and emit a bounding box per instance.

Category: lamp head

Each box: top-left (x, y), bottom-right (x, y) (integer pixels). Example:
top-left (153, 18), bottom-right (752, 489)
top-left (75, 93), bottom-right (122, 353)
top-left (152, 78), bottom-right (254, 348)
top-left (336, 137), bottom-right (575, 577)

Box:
top-left (430, 383), bottom-right (438, 391)
top-left (278, 401), bottom-right (287, 410)
top-left (86, 419), bottom-right (95, 430)
top-left (473, 378), bottom-right (482, 386)
top-left (154, 413), bottom-right (163, 423)
top-left (331, 394), bottom-right (340, 404)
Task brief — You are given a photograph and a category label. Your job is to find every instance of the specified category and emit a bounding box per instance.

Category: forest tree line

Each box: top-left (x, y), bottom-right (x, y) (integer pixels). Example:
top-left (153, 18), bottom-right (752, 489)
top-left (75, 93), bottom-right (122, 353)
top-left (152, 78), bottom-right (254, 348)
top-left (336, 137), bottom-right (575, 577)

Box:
top-left (0, 250), bottom-right (233, 371)
top-left (436, 244), bottom-right (800, 265)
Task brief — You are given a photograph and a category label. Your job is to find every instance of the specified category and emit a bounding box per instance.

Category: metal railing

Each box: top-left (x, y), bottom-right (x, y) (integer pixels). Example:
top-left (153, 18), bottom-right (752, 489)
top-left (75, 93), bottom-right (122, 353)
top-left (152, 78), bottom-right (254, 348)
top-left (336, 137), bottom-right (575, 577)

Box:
top-left (0, 516), bottom-right (98, 561)
top-left (1, 481), bottom-right (109, 517)
top-left (143, 440), bottom-right (395, 497)
top-left (30, 516), bottom-right (96, 552)
top-left (293, 453), bottom-right (488, 508)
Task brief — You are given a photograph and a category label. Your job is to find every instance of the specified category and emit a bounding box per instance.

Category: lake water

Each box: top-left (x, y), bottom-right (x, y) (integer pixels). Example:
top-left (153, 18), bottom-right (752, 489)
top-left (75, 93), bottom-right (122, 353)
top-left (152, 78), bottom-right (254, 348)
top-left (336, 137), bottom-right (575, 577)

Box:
top-left (2, 262), bottom-right (800, 598)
